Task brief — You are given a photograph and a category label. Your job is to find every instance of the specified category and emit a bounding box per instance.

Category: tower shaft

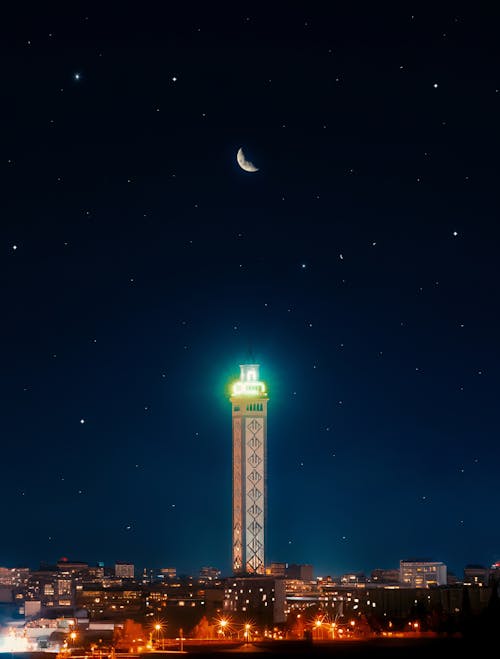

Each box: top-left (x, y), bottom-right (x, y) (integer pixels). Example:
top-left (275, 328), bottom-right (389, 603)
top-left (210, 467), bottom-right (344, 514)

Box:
top-left (230, 364), bottom-right (268, 575)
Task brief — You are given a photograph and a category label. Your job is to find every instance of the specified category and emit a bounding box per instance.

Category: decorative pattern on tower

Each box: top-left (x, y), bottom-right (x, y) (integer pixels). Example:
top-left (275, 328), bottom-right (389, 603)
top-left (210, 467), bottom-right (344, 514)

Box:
top-left (230, 364), bottom-right (268, 575)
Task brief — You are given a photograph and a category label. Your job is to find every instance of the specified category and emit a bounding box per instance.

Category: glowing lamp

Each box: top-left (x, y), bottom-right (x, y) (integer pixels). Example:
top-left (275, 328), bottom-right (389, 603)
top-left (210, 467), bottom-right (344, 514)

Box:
top-left (231, 364), bottom-right (267, 398)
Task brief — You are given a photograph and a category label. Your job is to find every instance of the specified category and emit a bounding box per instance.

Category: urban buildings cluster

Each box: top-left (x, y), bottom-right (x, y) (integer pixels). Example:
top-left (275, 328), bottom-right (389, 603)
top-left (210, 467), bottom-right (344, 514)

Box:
top-left (0, 556), bottom-right (499, 651)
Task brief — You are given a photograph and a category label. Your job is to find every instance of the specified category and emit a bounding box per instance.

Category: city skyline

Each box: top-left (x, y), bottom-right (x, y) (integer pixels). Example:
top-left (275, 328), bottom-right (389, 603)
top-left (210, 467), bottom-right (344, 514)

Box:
top-left (2, 553), bottom-right (499, 584)
top-left (1, 6), bottom-right (499, 578)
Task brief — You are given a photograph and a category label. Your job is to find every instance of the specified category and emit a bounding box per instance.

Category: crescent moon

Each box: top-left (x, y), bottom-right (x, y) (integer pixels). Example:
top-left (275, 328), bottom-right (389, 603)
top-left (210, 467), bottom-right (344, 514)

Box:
top-left (237, 147), bottom-right (259, 173)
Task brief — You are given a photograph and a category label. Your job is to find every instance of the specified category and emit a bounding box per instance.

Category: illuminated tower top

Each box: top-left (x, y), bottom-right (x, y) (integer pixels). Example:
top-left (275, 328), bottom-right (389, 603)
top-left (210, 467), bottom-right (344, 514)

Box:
top-left (231, 364), bottom-right (267, 398)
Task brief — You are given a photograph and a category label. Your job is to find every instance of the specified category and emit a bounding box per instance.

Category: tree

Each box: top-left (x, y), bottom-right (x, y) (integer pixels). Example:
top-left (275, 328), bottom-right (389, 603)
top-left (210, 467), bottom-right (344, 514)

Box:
top-left (286, 612), bottom-right (305, 639)
top-left (191, 616), bottom-right (213, 639)
top-left (113, 619), bottom-right (147, 651)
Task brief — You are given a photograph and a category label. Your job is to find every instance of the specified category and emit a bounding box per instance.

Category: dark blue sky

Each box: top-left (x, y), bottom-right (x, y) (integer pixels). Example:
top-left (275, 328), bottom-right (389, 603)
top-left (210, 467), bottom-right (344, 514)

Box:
top-left (1, 5), bottom-right (499, 578)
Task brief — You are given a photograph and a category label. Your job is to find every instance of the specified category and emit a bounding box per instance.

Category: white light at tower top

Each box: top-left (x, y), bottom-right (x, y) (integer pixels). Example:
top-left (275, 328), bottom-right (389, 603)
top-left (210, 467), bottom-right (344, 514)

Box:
top-left (231, 363), bottom-right (267, 397)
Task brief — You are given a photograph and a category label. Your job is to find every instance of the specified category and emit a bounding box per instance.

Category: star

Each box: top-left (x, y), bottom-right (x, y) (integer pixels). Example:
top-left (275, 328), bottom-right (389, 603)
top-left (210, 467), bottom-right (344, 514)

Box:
top-left (74, 73), bottom-right (81, 81)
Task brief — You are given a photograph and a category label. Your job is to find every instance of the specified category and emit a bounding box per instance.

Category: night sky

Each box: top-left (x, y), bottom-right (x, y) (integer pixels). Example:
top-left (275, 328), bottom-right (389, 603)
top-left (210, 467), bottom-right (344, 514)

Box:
top-left (1, 5), bottom-right (499, 579)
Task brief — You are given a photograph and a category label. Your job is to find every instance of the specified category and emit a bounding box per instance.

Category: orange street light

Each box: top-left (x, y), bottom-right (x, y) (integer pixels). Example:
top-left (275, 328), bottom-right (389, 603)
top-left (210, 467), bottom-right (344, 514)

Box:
top-left (314, 618), bottom-right (324, 640)
top-left (218, 618), bottom-right (228, 638)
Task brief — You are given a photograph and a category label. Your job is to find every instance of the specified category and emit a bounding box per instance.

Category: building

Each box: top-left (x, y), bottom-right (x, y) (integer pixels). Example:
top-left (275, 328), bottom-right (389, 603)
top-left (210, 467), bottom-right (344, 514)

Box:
top-left (490, 562), bottom-right (500, 584)
top-left (24, 568), bottom-right (75, 610)
top-left (230, 363), bottom-right (268, 575)
top-left (76, 585), bottom-right (143, 618)
top-left (159, 567), bottom-right (176, 580)
top-left (340, 572), bottom-right (367, 585)
top-left (370, 568), bottom-right (400, 585)
top-left (463, 564), bottom-right (489, 586)
top-left (399, 559), bottom-right (447, 588)
top-left (286, 564), bottom-right (314, 582)
top-left (199, 567), bottom-right (221, 580)
top-left (115, 562), bottom-right (134, 579)
top-left (223, 576), bottom-right (285, 625)
top-left (56, 559), bottom-right (89, 574)
top-left (267, 562), bottom-right (287, 577)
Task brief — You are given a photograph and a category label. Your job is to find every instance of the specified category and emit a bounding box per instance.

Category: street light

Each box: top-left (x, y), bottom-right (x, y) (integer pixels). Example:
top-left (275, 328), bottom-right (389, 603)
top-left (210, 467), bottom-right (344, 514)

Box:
top-left (219, 619), bottom-right (228, 638)
top-left (244, 623), bottom-right (251, 644)
top-left (154, 623), bottom-right (163, 649)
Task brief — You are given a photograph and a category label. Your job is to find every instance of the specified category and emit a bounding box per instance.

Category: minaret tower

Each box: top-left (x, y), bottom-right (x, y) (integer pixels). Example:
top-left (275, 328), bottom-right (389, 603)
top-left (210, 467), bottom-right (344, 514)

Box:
top-left (230, 364), bottom-right (268, 575)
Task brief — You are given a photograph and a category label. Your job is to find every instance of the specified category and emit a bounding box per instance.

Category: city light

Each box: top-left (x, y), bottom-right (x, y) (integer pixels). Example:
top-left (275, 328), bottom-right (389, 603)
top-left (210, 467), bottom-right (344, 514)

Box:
top-left (0, 628), bottom-right (30, 653)
top-left (242, 622), bottom-right (250, 643)
top-left (216, 617), bottom-right (230, 638)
